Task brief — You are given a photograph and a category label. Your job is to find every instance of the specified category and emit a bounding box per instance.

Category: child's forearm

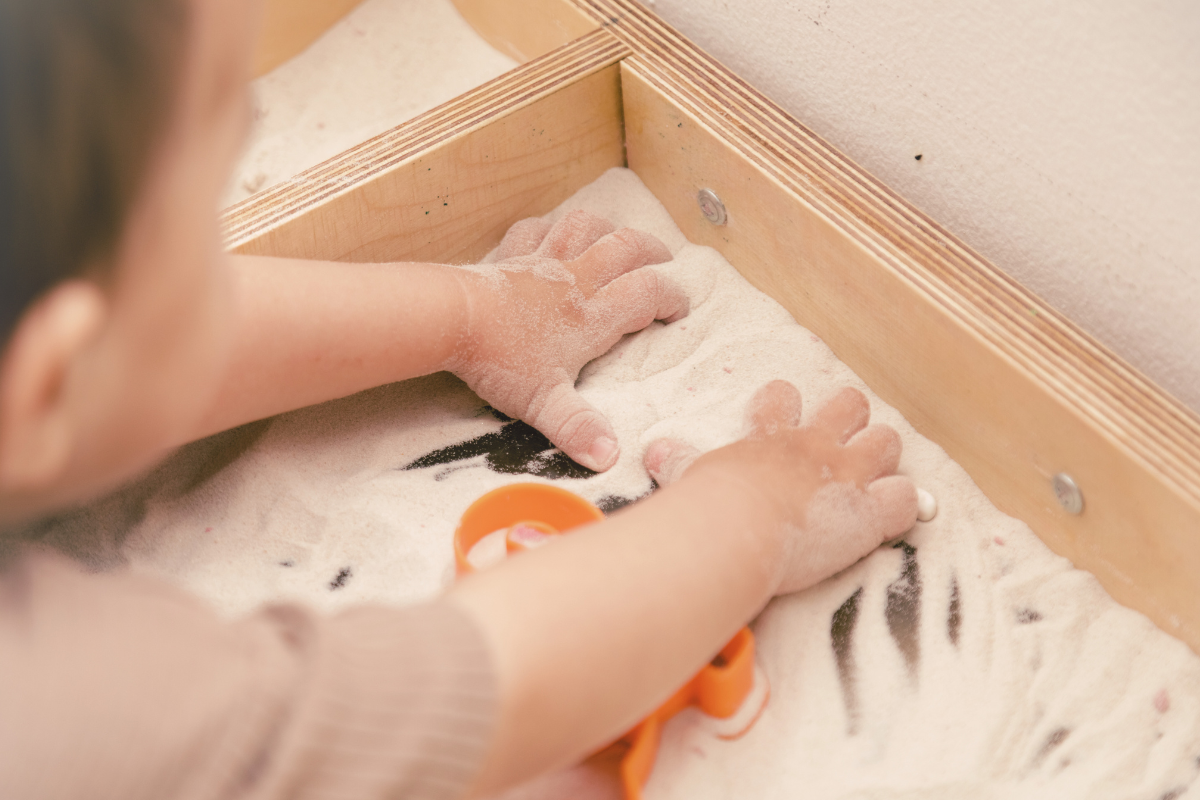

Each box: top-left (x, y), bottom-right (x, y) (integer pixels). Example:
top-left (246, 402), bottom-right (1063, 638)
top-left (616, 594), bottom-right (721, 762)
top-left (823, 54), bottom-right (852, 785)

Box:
top-left (447, 465), bottom-right (783, 796)
top-left (183, 220), bottom-right (683, 473)
top-left (192, 255), bottom-right (466, 440)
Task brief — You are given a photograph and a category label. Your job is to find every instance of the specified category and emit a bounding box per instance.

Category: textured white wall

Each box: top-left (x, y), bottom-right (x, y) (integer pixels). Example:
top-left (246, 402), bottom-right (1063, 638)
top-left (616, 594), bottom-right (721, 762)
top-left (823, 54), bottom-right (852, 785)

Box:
top-left (647, 0), bottom-right (1200, 412)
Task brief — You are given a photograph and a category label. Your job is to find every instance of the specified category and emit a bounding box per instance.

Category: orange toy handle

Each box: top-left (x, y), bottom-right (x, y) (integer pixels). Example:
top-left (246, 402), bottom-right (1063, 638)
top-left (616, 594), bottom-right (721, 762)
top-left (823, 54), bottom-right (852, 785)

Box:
top-left (620, 717), bottom-right (662, 799)
top-left (696, 628), bottom-right (756, 719)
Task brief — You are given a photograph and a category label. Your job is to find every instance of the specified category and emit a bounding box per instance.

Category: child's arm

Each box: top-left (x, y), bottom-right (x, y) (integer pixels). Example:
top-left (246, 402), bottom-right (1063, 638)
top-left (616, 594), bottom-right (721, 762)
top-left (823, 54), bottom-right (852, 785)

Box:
top-left (449, 380), bottom-right (918, 795)
top-left (193, 212), bottom-right (685, 471)
top-left (0, 382), bottom-right (911, 799)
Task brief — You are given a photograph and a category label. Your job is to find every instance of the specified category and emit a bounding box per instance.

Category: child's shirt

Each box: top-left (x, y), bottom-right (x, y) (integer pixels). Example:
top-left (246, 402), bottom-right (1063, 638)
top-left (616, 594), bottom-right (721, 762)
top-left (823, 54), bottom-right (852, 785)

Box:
top-left (0, 548), bottom-right (496, 799)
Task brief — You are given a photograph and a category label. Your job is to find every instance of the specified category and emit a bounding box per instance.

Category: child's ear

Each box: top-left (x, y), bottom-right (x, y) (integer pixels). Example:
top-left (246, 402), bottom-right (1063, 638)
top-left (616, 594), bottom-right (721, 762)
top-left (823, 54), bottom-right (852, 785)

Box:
top-left (0, 280), bottom-right (107, 492)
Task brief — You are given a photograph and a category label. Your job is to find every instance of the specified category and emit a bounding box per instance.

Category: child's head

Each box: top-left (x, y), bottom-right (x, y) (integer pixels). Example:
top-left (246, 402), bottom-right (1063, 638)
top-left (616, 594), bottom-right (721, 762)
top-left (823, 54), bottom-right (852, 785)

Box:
top-left (0, 0), bottom-right (262, 523)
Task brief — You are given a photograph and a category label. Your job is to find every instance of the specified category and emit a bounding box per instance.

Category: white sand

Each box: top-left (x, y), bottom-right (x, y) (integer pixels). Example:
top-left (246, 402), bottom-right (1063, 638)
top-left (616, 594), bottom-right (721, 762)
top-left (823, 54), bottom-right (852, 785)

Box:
top-left (221, 0), bottom-right (517, 207)
top-left (28, 168), bottom-right (1200, 798)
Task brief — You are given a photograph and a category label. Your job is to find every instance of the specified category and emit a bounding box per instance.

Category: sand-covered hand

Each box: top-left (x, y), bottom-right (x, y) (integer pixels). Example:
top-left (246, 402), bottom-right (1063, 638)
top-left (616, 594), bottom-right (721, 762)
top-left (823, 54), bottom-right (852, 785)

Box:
top-left (645, 380), bottom-right (918, 594)
top-left (448, 211), bottom-right (689, 472)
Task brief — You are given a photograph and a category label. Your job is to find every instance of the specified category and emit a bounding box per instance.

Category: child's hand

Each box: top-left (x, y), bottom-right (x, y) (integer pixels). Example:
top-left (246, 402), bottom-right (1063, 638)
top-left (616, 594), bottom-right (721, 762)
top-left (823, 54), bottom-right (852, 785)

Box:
top-left (448, 211), bottom-right (689, 472)
top-left (644, 380), bottom-right (918, 594)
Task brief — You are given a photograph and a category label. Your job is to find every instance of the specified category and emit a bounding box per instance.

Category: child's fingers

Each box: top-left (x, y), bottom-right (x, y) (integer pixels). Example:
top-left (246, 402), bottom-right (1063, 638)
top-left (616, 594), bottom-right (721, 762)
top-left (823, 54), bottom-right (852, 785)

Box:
top-left (535, 210), bottom-right (617, 261)
top-left (868, 475), bottom-right (919, 541)
top-left (587, 269), bottom-right (689, 347)
top-left (494, 217), bottom-right (553, 260)
top-left (526, 382), bottom-right (621, 472)
top-left (644, 439), bottom-right (701, 486)
top-left (746, 380), bottom-right (803, 437)
top-left (810, 387), bottom-right (871, 444)
top-left (843, 424), bottom-right (903, 483)
top-left (573, 229), bottom-right (673, 293)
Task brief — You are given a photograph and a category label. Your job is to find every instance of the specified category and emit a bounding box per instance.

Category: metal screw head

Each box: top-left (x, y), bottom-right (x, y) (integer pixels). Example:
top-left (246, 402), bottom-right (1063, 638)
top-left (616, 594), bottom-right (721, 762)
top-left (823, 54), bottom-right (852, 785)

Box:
top-left (697, 188), bottom-right (727, 225)
top-left (1052, 473), bottom-right (1084, 515)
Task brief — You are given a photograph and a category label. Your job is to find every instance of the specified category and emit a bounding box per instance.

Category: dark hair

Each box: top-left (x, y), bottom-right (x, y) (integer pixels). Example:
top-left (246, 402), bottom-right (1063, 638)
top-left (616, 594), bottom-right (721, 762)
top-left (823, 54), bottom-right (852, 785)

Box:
top-left (0, 0), bottom-right (187, 343)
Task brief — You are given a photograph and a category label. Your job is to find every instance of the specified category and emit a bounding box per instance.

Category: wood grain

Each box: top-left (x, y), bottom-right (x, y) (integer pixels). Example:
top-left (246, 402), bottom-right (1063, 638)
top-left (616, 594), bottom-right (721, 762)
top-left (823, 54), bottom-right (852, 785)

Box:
top-left (450, 0), bottom-right (599, 62)
top-left (223, 29), bottom-right (630, 265)
top-left (254, 0), bottom-right (367, 77)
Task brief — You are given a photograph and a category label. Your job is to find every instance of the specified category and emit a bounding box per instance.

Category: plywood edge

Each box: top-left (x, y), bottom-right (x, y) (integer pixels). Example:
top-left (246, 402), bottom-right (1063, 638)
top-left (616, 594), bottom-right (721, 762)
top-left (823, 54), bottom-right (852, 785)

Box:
top-left (221, 29), bottom-right (629, 266)
top-left (587, 2), bottom-right (1200, 495)
top-left (222, 28), bottom-right (630, 254)
top-left (609, 25), bottom-right (1200, 651)
top-left (253, 0), bottom-right (367, 77)
top-left (449, 0), bottom-right (600, 63)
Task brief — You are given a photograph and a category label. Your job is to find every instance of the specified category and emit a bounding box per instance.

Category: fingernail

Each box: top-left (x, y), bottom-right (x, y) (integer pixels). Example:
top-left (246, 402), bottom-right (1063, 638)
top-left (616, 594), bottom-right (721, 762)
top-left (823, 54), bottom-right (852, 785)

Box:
top-left (916, 488), bottom-right (938, 521)
top-left (644, 439), bottom-right (672, 474)
top-left (587, 437), bottom-right (619, 470)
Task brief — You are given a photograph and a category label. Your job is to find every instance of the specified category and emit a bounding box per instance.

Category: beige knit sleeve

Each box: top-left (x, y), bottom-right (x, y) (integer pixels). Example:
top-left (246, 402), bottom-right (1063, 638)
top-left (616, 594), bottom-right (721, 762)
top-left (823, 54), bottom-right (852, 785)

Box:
top-left (0, 548), bottom-right (497, 800)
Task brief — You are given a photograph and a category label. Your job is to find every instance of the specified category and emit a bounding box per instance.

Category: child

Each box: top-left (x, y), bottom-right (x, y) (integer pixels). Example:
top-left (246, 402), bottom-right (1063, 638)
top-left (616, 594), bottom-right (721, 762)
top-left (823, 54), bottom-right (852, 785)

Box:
top-left (0, 0), bottom-right (918, 797)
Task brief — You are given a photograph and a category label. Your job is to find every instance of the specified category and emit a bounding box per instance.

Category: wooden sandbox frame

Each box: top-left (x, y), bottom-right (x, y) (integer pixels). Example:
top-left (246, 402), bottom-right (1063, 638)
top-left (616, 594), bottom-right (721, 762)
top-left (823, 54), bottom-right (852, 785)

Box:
top-left (226, 0), bottom-right (1200, 653)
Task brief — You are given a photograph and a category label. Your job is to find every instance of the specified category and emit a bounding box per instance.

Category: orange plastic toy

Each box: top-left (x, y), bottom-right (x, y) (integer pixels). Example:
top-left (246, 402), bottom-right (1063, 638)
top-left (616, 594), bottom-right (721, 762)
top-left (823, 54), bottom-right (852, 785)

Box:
top-left (453, 483), bottom-right (605, 575)
top-left (454, 483), bottom-right (764, 800)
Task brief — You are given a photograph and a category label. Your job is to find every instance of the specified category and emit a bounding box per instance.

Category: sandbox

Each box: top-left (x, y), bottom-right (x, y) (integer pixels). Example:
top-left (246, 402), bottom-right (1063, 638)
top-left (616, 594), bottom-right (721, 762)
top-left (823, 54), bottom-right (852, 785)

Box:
top-left (224, 0), bottom-right (1200, 656)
